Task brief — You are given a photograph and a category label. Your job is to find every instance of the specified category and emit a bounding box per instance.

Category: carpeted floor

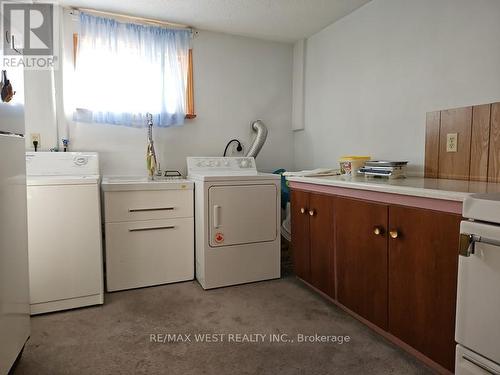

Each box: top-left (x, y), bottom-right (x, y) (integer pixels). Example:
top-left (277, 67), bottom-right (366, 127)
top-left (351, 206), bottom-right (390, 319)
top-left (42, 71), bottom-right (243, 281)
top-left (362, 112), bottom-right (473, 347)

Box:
top-left (14, 278), bottom-right (432, 375)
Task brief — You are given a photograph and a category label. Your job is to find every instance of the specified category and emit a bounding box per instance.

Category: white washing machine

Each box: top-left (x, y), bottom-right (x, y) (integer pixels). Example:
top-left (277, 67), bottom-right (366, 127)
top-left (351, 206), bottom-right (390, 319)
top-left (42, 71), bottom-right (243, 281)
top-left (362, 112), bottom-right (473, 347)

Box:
top-left (187, 157), bottom-right (280, 289)
top-left (26, 152), bottom-right (104, 314)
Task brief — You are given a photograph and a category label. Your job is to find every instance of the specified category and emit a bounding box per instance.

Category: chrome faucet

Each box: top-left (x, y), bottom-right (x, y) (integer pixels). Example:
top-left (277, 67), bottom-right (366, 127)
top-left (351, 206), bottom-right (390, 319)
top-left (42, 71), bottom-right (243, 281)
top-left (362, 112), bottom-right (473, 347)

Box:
top-left (146, 113), bottom-right (159, 179)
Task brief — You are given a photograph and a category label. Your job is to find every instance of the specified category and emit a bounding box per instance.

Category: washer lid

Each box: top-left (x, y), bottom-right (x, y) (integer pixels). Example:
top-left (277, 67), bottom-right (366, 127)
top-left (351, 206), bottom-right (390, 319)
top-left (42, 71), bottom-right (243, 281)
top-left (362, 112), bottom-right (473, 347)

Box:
top-left (463, 193), bottom-right (500, 224)
top-left (27, 175), bottom-right (100, 186)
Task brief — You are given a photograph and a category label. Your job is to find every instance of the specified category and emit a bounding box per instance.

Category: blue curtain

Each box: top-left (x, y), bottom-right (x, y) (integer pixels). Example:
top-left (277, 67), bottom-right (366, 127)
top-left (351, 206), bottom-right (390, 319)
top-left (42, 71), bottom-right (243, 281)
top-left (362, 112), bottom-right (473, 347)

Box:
top-left (73, 13), bottom-right (191, 128)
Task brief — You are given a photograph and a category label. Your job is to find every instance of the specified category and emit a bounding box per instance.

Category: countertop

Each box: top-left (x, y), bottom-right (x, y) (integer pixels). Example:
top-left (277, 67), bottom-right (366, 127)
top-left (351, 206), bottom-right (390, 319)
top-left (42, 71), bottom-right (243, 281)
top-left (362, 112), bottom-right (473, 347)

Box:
top-left (286, 175), bottom-right (500, 202)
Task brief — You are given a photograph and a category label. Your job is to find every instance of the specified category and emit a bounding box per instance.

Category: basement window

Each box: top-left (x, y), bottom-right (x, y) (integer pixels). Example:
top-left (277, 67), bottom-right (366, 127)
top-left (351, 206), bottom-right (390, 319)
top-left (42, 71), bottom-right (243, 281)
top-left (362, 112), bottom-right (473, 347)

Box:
top-left (72, 12), bottom-right (195, 128)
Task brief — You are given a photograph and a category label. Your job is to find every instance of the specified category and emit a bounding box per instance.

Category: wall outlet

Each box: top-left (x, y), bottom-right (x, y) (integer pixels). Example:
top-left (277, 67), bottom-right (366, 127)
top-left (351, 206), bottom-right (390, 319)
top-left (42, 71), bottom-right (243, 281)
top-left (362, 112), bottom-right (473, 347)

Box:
top-left (446, 133), bottom-right (458, 153)
top-left (30, 133), bottom-right (41, 146)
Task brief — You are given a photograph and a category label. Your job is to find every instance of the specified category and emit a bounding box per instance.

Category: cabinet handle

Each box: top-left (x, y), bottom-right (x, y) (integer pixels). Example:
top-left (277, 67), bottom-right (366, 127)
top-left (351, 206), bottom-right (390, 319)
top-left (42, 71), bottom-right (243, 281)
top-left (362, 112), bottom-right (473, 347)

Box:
top-left (389, 230), bottom-right (399, 239)
top-left (309, 209), bottom-right (316, 216)
top-left (129, 207), bottom-right (174, 212)
top-left (300, 207), bottom-right (306, 214)
top-left (129, 226), bottom-right (175, 232)
top-left (373, 226), bottom-right (384, 236)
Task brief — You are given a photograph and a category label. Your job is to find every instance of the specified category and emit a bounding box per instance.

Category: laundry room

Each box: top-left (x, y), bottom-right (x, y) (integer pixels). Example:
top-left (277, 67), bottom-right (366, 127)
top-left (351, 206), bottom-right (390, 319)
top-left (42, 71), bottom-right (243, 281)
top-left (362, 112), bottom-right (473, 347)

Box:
top-left (2, 0), bottom-right (500, 374)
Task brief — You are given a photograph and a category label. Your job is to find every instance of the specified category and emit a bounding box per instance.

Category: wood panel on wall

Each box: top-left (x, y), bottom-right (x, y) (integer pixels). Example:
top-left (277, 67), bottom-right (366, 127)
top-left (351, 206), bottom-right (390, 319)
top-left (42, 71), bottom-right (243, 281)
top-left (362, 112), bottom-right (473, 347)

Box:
top-left (438, 107), bottom-right (472, 180)
top-left (424, 111), bottom-right (440, 178)
top-left (424, 102), bottom-right (500, 182)
top-left (489, 103), bottom-right (500, 183)
top-left (470, 104), bottom-right (491, 182)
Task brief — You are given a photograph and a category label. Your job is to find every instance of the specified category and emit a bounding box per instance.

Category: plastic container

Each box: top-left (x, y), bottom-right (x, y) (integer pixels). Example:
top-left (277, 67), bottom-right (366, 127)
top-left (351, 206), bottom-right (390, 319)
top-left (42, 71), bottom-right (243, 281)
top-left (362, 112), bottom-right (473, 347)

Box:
top-left (339, 156), bottom-right (371, 176)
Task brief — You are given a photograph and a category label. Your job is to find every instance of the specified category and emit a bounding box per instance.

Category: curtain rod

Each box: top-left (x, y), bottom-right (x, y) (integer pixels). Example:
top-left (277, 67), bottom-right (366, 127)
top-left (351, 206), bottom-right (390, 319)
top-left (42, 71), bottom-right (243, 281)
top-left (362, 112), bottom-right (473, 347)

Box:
top-left (69, 7), bottom-right (193, 30)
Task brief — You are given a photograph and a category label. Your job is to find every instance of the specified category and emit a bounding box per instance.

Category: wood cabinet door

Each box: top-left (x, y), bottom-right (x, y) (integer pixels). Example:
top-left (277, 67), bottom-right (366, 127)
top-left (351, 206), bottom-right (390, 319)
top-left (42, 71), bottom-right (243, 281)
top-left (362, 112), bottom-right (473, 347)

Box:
top-left (388, 206), bottom-right (461, 372)
top-left (309, 193), bottom-right (334, 297)
top-left (291, 190), bottom-right (310, 282)
top-left (335, 197), bottom-right (389, 329)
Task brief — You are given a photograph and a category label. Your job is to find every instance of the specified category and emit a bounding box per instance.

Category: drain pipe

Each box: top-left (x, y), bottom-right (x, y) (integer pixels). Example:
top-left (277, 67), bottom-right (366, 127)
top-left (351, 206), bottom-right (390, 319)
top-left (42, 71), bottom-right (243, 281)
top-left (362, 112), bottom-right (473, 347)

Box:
top-left (246, 120), bottom-right (268, 158)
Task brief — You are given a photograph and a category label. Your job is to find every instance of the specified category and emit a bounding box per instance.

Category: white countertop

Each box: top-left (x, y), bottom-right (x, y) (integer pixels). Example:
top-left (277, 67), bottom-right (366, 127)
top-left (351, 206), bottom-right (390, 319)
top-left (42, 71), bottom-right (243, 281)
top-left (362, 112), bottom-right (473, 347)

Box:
top-left (286, 175), bottom-right (500, 202)
top-left (101, 176), bottom-right (193, 192)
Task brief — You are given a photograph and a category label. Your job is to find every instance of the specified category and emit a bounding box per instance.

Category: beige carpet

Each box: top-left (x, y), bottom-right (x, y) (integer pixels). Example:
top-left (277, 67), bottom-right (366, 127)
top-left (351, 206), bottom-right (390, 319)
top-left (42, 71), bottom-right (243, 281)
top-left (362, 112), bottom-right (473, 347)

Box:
top-left (14, 278), bottom-right (431, 375)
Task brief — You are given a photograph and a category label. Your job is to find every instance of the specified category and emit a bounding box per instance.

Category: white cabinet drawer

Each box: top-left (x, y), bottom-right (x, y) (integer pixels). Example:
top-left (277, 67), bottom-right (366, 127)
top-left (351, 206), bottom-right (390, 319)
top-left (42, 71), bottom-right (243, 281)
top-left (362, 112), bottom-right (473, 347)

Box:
top-left (104, 189), bottom-right (193, 223)
top-left (105, 218), bottom-right (194, 291)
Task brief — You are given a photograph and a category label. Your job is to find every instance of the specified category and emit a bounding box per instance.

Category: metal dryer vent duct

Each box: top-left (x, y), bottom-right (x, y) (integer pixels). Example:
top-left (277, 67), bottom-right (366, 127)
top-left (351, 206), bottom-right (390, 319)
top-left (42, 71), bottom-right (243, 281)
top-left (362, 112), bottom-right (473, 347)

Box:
top-left (246, 120), bottom-right (268, 158)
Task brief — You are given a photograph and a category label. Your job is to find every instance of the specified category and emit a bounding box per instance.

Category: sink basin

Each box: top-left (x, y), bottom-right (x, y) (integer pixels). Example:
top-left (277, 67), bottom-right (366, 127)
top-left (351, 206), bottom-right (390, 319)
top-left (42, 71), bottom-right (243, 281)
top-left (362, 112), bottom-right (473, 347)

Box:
top-left (101, 176), bottom-right (193, 192)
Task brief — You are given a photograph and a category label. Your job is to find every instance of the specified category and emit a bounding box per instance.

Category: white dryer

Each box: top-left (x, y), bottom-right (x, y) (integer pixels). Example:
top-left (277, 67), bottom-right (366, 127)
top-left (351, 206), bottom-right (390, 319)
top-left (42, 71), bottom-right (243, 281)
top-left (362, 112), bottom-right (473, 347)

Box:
top-left (188, 157), bottom-right (280, 289)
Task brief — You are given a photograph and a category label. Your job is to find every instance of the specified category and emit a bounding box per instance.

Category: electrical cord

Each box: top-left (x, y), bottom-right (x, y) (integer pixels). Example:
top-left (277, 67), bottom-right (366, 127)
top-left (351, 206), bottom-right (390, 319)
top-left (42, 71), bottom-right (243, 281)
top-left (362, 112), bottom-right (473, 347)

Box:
top-left (223, 139), bottom-right (243, 157)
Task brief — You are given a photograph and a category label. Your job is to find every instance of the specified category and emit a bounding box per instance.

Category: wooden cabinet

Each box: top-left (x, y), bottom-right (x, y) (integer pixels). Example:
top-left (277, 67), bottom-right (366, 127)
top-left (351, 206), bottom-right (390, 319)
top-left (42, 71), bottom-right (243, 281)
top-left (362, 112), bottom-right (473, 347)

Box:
top-left (309, 193), bottom-right (335, 295)
top-left (291, 190), bottom-right (310, 281)
top-left (291, 186), bottom-right (461, 372)
top-left (388, 206), bottom-right (461, 372)
top-left (335, 197), bottom-right (388, 329)
top-left (291, 190), bottom-right (334, 296)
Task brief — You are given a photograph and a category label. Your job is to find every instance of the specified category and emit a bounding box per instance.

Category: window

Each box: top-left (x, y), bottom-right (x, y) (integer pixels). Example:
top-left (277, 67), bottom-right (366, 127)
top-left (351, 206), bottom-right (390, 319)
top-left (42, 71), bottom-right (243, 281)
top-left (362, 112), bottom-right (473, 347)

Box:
top-left (72, 13), bottom-right (193, 128)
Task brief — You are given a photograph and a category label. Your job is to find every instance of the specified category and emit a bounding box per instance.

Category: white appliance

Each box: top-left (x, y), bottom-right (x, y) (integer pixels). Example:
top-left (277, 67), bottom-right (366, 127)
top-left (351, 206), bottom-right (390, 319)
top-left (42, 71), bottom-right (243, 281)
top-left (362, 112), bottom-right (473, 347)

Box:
top-left (456, 193), bottom-right (500, 374)
top-left (188, 157), bottom-right (280, 289)
top-left (0, 67), bottom-right (30, 374)
top-left (101, 177), bottom-right (194, 292)
top-left (26, 152), bottom-right (104, 315)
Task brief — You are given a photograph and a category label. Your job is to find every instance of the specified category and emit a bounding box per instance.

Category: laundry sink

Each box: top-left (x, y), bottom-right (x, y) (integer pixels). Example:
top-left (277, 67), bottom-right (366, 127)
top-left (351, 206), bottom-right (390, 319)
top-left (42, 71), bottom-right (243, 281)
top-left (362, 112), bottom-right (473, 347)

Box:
top-left (101, 176), bottom-right (193, 191)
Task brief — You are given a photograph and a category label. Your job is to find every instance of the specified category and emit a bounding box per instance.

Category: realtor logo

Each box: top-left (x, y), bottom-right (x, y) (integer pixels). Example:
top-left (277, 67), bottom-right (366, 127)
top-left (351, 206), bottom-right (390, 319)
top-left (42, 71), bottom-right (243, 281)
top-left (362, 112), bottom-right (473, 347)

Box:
top-left (1, 1), bottom-right (59, 69)
top-left (2, 1), bottom-right (53, 55)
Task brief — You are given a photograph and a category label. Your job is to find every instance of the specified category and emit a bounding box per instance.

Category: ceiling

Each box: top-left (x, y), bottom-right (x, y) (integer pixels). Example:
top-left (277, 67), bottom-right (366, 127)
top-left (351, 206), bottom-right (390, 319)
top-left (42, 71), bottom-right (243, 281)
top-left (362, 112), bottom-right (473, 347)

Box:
top-left (57, 0), bottom-right (371, 43)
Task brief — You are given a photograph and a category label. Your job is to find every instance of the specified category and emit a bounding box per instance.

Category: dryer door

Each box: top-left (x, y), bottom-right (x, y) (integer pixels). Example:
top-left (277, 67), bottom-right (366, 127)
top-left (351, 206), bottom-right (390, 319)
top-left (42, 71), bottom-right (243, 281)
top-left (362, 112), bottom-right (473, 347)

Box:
top-left (209, 184), bottom-right (277, 247)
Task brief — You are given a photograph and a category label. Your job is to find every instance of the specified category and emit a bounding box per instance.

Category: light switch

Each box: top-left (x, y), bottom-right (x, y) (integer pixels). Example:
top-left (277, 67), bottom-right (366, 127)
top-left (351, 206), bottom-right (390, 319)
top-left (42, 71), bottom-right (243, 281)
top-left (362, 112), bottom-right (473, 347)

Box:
top-left (446, 133), bottom-right (458, 153)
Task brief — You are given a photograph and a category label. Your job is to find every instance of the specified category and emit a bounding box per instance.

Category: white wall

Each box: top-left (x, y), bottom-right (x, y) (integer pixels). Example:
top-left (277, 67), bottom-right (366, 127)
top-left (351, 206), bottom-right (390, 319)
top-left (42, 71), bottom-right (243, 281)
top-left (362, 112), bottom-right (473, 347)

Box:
top-left (37, 13), bottom-right (294, 176)
top-left (292, 40), bottom-right (305, 131)
top-left (24, 70), bottom-right (57, 150)
top-left (294, 0), bottom-right (500, 175)
top-left (25, 13), bottom-right (293, 176)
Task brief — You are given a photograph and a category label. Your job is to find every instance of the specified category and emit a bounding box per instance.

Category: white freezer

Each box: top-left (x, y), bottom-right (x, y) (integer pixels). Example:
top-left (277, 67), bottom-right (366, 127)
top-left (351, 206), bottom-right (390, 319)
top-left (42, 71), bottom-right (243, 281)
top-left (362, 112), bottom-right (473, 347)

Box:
top-left (0, 134), bottom-right (30, 374)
